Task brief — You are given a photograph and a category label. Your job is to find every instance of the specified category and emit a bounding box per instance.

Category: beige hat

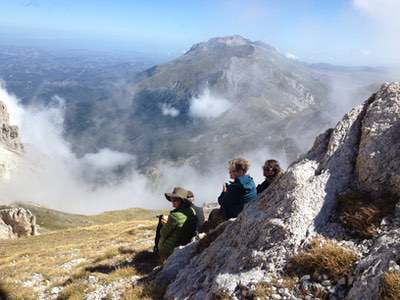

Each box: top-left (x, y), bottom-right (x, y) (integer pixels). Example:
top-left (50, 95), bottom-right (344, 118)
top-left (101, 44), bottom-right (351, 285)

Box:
top-left (165, 187), bottom-right (191, 202)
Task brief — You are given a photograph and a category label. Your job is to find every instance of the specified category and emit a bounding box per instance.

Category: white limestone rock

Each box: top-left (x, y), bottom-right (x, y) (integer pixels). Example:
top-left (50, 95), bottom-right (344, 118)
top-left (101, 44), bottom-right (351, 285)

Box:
top-left (0, 217), bottom-right (14, 239)
top-left (347, 229), bottom-right (400, 300)
top-left (355, 83), bottom-right (400, 195)
top-left (0, 207), bottom-right (38, 238)
top-left (0, 99), bottom-right (23, 180)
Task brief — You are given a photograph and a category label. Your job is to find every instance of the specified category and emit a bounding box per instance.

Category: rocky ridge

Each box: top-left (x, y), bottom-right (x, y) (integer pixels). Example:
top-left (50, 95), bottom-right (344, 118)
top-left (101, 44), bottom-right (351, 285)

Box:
top-left (156, 82), bottom-right (400, 299)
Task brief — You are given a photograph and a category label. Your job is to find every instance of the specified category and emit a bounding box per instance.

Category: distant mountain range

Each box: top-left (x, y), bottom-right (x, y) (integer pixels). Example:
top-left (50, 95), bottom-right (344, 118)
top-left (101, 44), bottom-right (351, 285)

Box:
top-left (0, 36), bottom-right (396, 172)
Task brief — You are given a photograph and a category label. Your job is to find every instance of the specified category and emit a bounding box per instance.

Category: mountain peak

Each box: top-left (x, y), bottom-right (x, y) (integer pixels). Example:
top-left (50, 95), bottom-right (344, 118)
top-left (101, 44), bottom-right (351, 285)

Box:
top-left (209, 35), bottom-right (251, 46)
top-left (186, 35), bottom-right (253, 54)
top-left (185, 35), bottom-right (279, 58)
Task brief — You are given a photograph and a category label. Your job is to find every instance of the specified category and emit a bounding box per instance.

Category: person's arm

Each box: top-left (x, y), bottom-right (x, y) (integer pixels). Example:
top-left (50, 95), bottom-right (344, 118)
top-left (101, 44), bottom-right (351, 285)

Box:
top-left (160, 213), bottom-right (179, 239)
top-left (218, 182), bottom-right (242, 207)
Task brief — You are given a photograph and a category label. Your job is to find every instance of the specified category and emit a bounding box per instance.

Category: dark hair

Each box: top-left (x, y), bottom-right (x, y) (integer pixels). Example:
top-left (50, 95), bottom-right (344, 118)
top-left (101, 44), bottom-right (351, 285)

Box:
top-left (264, 159), bottom-right (282, 177)
top-left (176, 198), bottom-right (192, 209)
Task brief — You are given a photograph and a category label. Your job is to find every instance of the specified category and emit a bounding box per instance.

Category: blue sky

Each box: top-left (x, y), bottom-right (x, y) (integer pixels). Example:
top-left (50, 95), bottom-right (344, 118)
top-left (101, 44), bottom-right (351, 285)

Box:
top-left (0, 0), bottom-right (398, 65)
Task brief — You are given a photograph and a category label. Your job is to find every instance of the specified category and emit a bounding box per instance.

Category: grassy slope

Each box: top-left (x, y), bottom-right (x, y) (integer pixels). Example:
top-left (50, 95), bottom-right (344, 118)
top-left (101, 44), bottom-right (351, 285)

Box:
top-left (0, 204), bottom-right (164, 299)
top-left (0, 203), bottom-right (164, 232)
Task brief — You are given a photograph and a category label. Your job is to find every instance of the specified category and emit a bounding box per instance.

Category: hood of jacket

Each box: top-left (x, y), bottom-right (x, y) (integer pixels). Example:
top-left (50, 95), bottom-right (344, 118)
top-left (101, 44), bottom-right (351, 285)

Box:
top-left (236, 175), bottom-right (255, 190)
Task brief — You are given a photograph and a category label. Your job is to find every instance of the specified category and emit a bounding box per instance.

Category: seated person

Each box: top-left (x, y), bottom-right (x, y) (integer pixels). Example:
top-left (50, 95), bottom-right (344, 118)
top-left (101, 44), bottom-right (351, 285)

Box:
top-left (187, 190), bottom-right (205, 232)
top-left (156, 187), bottom-right (197, 262)
top-left (257, 159), bottom-right (282, 194)
top-left (218, 158), bottom-right (257, 219)
top-left (201, 158), bottom-right (256, 233)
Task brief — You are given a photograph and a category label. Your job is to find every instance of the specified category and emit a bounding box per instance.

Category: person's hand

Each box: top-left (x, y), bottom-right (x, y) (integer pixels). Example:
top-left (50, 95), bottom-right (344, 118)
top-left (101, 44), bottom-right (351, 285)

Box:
top-left (160, 215), bottom-right (168, 224)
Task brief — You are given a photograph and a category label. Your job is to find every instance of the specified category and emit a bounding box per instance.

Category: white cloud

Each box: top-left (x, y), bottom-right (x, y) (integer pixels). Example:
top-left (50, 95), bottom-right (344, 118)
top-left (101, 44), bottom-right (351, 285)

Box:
top-left (0, 85), bottom-right (248, 214)
top-left (353, 0), bottom-right (400, 20)
top-left (285, 52), bottom-right (298, 60)
top-left (0, 85), bottom-right (289, 215)
top-left (353, 0), bottom-right (400, 63)
top-left (82, 148), bottom-right (134, 171)
top-left (160, 103), bottom-right (180, 117)
top-left (0, 81), bottom-right (24, 125)
top-left (0, 85), bottom-right (150, 213)
top-left (190, 88), bottom-right (231, 119)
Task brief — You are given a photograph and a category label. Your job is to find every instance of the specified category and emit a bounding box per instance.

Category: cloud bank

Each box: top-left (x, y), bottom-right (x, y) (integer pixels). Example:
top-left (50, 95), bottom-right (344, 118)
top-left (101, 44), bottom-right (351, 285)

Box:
top-left (0, 84), bottom-right (282, 214)
top-left (82, 148), bottom-right (134, 171)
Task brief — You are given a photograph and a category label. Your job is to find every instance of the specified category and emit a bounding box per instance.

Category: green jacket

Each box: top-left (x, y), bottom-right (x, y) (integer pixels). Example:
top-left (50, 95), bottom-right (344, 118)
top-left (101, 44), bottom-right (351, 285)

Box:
top-left (158, 206), bottom-right (197, 260)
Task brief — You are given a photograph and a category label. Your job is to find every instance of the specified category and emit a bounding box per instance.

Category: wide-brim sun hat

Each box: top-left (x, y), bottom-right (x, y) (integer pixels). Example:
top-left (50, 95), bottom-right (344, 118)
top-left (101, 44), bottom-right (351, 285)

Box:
top-left (165, 186), bottom-right (190, 202)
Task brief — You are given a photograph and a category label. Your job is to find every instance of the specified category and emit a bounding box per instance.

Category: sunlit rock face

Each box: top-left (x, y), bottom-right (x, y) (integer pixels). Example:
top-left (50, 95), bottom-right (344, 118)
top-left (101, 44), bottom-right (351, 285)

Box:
top-left (0, 100), bottom-right (23, 179)
top-left (156, 83), bottom-right (400, 300)
top-left (0, 207), bottom-right (38, 240)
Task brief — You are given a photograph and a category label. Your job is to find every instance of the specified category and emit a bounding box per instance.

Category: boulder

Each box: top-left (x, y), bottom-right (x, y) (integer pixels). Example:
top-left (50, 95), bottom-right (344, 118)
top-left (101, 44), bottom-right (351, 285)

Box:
top-left (0, 207), bottom-right (38, 238)
top-left (0, 217), bottom-right (14, 239)
top-left (157, 83), bottom-right (400, 299)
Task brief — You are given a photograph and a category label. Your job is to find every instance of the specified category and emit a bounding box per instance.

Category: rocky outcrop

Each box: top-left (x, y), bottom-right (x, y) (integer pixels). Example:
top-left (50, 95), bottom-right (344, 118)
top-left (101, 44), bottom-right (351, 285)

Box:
top-left (0, 207), bottom-right (38, 239)
top-left (0, 101), bottom-right (23, 152)
top-left (157, 82), bottom-right (400, 299)
top-left (0, 100), bottom-right (23, 180)
top-left (347, 228), bottom-right (400, 299)
top-left (0, 217), bottom-right (14, 239)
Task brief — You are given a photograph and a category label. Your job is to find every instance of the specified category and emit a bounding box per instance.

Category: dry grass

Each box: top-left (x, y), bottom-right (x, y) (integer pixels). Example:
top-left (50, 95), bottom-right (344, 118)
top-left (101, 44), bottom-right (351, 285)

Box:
top-left (0, 218), bottom-right (158, 299)
top-left (92, 247), bottom-right (121, 263)
top-left (253, 277), bottom-right (295, 299)
top-left (212, 291), bottom-right (232, 300)
top-left (337, 191), bottom-right (397, 238)
top-left (253, 282), bottom-right (274, 299)
top-left (288, 239), bottom-right (358, 281)
top-left (123, 282), bottom-right (165, 300)
top-left (57, 282), bottom-right (88, 300)
top-left (381, 270), bottom-right (400, 300)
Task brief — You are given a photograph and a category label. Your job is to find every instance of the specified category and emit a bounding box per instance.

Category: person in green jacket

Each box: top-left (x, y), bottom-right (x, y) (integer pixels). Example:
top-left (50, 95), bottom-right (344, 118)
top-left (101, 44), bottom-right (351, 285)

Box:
top-left (158, 187), bottom-right (197, 262)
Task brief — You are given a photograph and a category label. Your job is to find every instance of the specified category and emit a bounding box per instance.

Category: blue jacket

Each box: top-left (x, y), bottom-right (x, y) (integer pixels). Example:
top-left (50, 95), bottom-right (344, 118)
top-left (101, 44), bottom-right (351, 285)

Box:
top-left (218, 175), bottom-right (257, 219)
